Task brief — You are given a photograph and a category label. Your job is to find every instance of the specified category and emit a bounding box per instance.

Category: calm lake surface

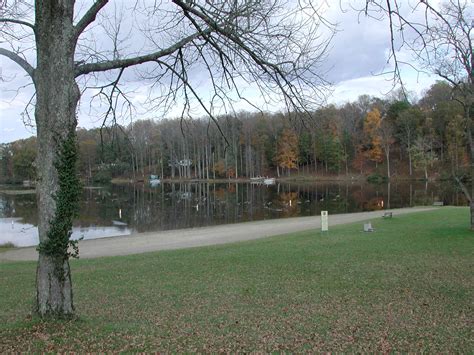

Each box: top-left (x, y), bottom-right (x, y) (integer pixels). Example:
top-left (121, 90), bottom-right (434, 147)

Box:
top-left (0, 180), bottom-right (466, 247)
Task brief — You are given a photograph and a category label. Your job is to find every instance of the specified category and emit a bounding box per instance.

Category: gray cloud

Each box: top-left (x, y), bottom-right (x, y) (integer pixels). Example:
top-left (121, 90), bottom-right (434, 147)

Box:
top-left (322, 3), bottom-right (393, 83)
top-left (0, 0), bottom-right (442, 143)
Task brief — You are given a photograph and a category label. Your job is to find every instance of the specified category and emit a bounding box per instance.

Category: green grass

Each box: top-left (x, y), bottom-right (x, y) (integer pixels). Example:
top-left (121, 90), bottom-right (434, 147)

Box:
top-left (0, 207), bottom-right (473, 352)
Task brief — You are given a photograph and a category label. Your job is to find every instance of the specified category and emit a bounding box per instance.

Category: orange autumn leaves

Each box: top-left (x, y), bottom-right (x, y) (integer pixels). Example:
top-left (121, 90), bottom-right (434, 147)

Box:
top-left (352, 108), bottom-right (384, 173)
top-left (275, 128), bottom-right (299, 172)
top-left (363, 108), bottom-right (384, 165)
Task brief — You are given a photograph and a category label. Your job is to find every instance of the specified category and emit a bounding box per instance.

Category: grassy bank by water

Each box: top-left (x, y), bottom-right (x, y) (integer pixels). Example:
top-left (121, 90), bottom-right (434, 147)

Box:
top-left (0, 208), bottom-right (472, 352)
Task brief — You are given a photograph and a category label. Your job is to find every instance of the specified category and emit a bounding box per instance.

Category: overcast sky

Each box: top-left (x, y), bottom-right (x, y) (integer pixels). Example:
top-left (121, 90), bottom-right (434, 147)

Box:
top-left (0, 0), bottom-right (441, 143)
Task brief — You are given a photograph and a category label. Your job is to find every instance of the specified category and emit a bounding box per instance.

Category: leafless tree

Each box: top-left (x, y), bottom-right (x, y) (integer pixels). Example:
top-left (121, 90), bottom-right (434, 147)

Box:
top-left (364, 0), bottom-right (473, 227)
top-left (0, 0), bottom-right (333, 317)
top-left (379, 115), bottom-right (395, 178)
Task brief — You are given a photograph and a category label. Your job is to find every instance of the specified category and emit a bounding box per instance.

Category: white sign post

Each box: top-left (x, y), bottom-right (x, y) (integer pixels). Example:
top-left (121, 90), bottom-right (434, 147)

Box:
top-left (321, 211), bottom-right (328, 232)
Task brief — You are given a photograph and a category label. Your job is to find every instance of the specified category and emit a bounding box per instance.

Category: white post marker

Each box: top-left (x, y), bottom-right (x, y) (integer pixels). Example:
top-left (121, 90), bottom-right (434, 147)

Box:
top-left (321, 211), bottom-right (328, 232)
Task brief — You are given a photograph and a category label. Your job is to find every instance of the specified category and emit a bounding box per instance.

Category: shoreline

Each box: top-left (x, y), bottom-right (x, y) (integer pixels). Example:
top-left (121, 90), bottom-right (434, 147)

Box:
top-left (110, 175), bottom-right (452, 185)
top-left (0, 206), bottom-right (439, 262)
top-left (1, 175), bottom-right (457, 188)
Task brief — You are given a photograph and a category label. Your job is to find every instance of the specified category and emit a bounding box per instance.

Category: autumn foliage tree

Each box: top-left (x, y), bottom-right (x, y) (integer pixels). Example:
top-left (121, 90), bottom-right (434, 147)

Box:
top-left (352, 148), bottom-right (366, 174)
top-left (363, 108), bottom-right (383, 167)
top-left (275, 128), bottom-right (299, 177)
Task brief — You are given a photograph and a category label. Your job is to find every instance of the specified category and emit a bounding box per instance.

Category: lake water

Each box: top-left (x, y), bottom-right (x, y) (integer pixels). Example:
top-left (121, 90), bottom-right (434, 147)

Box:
top-left (0, 180), bottom-right (466, 247)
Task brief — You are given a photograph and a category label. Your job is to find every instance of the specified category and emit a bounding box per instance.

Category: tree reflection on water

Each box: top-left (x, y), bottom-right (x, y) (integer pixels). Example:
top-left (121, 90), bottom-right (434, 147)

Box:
top-left (0, 181), bottom-right (467, 246)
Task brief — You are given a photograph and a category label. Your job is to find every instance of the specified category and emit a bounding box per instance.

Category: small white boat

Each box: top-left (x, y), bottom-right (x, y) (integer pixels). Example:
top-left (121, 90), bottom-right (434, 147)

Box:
top-left (263, 177), bottom-right (275, 185)
top-left (149, 175), bottom-right (161, 186)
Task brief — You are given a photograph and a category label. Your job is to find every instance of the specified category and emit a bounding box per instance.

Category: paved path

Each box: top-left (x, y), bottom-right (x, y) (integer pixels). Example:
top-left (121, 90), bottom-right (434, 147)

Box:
top-left (0, 207), bottom-right (436, 262)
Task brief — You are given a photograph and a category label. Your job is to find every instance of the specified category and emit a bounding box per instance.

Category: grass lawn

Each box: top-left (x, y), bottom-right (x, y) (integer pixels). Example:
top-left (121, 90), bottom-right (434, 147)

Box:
top-left (0, 207), bottom-right (472, 352)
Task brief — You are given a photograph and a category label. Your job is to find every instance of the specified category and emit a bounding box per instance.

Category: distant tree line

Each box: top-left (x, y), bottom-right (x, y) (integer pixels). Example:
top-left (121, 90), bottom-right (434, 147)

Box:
top-left (0, 81), bottom-right (468, 183)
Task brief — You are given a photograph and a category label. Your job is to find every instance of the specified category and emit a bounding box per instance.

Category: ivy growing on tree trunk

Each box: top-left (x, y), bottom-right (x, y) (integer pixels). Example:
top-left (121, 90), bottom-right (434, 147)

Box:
top-left (37, 130), bottom-right (81, 271)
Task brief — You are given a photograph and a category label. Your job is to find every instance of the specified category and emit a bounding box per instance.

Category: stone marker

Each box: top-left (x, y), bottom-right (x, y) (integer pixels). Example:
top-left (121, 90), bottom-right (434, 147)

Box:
top-left (364, 222), bottom-right (374, 232)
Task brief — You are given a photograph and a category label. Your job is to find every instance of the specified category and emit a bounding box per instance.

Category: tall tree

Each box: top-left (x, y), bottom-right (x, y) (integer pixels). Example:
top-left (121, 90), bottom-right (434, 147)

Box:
top-left (365, 0), bottom-right (474, 227)
top-left (446, 114), bottom-right (467, 175)
top-left (379, 117), bottom-right (395, 178)
top-left (275, 128), bottom-right (299, 176)
top-left (419, 81), bottom-right (464, 160)
top-left (298, 131), bottom-right (313, 174)
top-left (339, 102), bottom-right (363, 175)
top-left (396, 107), bottom-right (422, 176)
top-left (11, 137), bottom-right (37, 181)
top-left (363, 108), bottom-right (383, 167)
top-left (0, 0), bottom-right (332, 317)
top-left (410, 137), bottom-right (438, 180)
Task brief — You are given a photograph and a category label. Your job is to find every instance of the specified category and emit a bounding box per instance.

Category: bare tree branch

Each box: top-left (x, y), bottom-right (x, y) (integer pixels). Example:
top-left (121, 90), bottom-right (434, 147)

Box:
top-left (0, 17), bottom-right (35, 32)
top-left (74, 0), bottom-right (109, 41)
top-left (156, 58), bottom-right (231, 148)
top-left (454, 176), bottom-right (472, 203)
top-left (172, 0), bottom-right (325, 114)
top-left (75, 28), bottom-right (211, 76)
top-left (0, 47), bottom-right (34, 78)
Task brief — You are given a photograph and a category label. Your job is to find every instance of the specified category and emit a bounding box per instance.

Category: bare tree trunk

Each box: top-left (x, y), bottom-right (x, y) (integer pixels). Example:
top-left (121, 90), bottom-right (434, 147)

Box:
top-left (197, 149), bottom-right (201, 179)
top-left (148, 146), bottom-right (152, 173)
top-left (213, 151), bottom-right (216, 180)
top-left (407, 138), bottom-right (413, 176)
top-left (34, 0), bottom-right (80, 317)
top-left (465, 105), bottom-right (474, 230)
top-left (140, 148), bottom-right (144, 177)
top-left (193, 143), bottom-right (197, 179)
top-left (408, 151), bottom-right (412, 176)
top-left (171, 148), bottom-right (176, 178)
top-left (160, 151), bottom-right (164, 179)
top-left (130, 152), bottom-right (136, 180)
top-left (240, 145), bottom-right (244, 178)
top-left (235, 145), bottom-right (238, 179)
top-left (245, 145), bottom-right (250, 177)
top-left (205, 145), bottom-right (209, 180)
top-left (387, 181), bottom-right (391, 209)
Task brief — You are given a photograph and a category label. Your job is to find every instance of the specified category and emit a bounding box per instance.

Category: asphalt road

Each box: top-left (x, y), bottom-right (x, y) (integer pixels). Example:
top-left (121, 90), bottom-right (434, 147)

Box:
top-left (0, 207), bottom-right (436, 262)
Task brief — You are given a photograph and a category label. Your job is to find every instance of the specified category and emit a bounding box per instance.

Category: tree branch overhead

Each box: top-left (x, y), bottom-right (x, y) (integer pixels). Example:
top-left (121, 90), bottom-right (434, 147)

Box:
top-left (74, 0), bottom-right (109, 41)
top-left (0, 47), bottom-right (34, 79)
top-left (75, 28), bottom-right (212, 76)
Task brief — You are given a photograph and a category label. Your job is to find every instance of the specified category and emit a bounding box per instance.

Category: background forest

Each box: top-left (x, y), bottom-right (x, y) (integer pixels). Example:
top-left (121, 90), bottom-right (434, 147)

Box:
top-left (0, 81), bottom-right (467, 184)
